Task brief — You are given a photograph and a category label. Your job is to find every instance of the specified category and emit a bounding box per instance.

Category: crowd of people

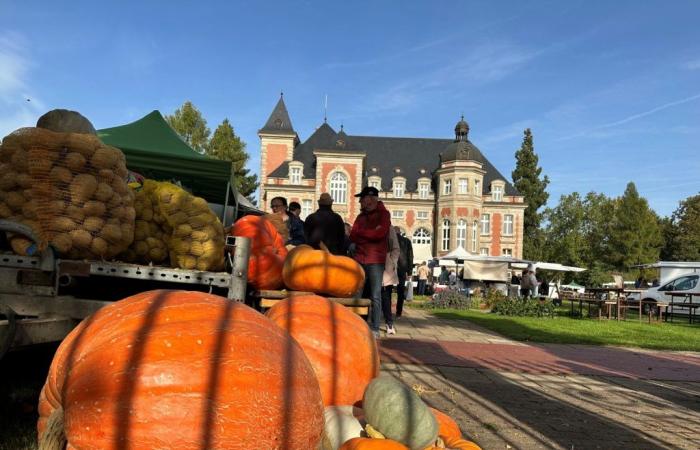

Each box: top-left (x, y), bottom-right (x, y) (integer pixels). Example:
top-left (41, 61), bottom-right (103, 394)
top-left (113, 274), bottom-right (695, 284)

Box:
top-left (268, 186), bottom-right (414, 338)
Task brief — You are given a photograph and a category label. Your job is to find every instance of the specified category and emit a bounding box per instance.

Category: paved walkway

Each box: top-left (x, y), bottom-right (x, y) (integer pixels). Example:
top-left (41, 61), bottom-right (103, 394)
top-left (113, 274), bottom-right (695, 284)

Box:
top-left (377, 308), bottom-right (700, 450)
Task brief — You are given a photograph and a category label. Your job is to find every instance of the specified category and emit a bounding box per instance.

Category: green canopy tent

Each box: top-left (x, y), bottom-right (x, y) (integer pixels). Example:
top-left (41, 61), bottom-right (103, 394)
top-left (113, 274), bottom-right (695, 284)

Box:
top-left (97, 110), bottom-right (261, 219)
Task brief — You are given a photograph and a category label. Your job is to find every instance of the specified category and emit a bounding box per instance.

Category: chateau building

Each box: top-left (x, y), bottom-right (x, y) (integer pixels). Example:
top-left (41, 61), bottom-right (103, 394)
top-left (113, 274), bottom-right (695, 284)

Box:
top-left (259, 95), bottom-right (526, 261)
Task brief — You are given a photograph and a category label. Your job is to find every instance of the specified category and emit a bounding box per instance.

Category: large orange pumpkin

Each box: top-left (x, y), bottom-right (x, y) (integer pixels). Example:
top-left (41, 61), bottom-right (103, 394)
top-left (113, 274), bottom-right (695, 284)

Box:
top-left (230, 215), bottom-right (287, 289)
top-left (340, 437), bottom-right (409, 450)
top-left (266, 295), bottom-right (379, 407)
top-left (441, 436), bottom-right (483, 450)
top-left (282, 244), bottom-right (365, 297)
top-left (429, 407), bottom-right (462, 441)
top-left (37, 290), bottom-right (324, 449)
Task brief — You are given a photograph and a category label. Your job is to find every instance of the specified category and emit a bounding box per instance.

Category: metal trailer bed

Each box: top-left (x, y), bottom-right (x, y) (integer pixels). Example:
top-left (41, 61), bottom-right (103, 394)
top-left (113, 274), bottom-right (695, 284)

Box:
top-left (0, 220), bottom-right (250, 356)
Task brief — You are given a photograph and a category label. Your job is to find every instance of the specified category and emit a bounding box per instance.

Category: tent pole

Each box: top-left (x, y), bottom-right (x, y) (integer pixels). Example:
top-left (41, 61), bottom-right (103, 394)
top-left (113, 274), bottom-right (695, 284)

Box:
top-left (223, 181), bottom-right (231, 226)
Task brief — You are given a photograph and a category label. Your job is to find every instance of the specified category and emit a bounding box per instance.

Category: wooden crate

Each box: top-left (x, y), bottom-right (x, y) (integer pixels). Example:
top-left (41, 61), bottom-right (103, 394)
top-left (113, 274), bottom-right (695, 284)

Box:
top-left (253, 290), bottom-right (371, 315)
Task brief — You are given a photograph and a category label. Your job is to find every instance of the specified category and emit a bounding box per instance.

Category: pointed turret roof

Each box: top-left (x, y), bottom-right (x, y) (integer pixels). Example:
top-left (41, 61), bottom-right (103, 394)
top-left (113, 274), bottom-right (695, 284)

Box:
top-left (259, 94), bottom-right (296, 135)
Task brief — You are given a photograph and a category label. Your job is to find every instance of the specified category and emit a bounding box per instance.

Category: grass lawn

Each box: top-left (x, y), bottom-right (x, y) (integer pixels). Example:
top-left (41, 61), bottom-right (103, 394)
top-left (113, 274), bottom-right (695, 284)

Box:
top-left (416, 305), bottom-right (700, 352)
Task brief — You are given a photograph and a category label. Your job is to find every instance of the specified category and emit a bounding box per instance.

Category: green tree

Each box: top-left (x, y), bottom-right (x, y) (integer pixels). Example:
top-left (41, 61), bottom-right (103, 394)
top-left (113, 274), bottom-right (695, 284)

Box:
top-left (542, 191), bottom-right (615, 285)
top-left (512, 128), bottom-right (550, 260)
top-left (607, 182), bottom-right (662, 270)
top-left (665, 194), bottom-right (700, 260)
top-left (165, 101), bottom-right (211, 152)
top-left (207, 119), bottom-right (259, 202)
top-left (543, 192), bottom-right (587, 268)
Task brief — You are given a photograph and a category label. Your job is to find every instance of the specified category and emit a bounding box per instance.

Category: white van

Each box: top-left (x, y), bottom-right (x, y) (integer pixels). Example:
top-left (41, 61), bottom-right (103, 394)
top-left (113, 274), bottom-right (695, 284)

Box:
top-left (638, 273), bottom-right (700, 310)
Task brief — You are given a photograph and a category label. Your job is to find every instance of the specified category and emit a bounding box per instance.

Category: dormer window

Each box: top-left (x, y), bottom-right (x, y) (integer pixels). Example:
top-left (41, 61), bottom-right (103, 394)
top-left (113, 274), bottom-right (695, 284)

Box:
top-left (393, 179), bottom-right (405, 198)
top-left (419, 182), bottom-right (429, 199)
top-left (289, 166), bottom-right (302, 184)
top-left (492, 184), bottom-right (503, 201)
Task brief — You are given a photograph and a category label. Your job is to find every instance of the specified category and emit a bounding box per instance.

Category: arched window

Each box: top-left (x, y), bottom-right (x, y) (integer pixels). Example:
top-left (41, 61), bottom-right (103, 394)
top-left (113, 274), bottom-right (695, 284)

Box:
top-left (412, 227), bottom-right (432, 245)
top-left (471, 221), bottom-right (478, 252)
top-left (441, 219), bottom-right (450, 251)
top-left (456, 219), bottom-right (467, 248)
top-left (329, 172), bottom-right (347, 204)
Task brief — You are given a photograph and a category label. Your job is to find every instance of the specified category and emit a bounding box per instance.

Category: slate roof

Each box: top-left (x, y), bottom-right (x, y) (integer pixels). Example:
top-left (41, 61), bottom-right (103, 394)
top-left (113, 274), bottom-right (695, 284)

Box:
top-left (259, 96), bottom-right (296, 135)
top-left (267, 122), bottom-right (519, 197)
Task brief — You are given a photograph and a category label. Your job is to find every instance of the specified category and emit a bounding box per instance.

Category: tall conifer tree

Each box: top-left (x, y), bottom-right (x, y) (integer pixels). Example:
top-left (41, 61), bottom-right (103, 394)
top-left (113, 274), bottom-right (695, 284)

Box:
top-left (207, 119), bottom-right (259, 202)
top-left (165, 101), bottom-right (211, 152)
top-left (608, 182), bottom-right (662, 269)
top-left (512, 129), bottom-right (549, 259)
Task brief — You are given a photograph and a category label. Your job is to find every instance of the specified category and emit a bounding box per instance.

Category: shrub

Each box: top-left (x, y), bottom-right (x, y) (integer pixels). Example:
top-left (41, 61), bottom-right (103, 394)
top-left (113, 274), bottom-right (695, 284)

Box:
top-left (483, 288), bottom-right (507, 309)
top-left (491, 298), bottom-right (556, 317)
top-left (426, 290), bottom-right (472, 310)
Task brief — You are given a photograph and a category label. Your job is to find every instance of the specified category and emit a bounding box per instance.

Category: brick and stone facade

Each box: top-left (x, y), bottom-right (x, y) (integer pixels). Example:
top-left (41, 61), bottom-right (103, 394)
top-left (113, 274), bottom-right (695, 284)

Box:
top-left (258, 96), bottom-right (526, 261)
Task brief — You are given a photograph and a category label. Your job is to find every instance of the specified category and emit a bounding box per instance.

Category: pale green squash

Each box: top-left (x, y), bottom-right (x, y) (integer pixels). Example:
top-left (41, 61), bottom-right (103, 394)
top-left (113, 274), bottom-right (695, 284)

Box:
top-left (362, 376), bottom-right (438, 450)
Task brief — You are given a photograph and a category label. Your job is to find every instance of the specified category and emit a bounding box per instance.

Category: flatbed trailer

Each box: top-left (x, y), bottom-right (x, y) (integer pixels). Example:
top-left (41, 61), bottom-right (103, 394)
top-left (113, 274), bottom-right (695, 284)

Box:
top-left (0, 220), bottom-right (250, 356)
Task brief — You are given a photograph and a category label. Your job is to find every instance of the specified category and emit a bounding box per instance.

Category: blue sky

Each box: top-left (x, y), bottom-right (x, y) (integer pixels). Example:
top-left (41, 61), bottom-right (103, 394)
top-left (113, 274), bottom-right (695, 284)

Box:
top-left (2, 0), bottom-right (699, 217)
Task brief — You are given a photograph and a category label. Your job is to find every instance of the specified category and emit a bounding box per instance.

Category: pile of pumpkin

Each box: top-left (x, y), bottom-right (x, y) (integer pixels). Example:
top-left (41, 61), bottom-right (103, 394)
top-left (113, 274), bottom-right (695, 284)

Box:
top-left (230, 215), bottom-right (364, 297)
top-left (36, 290), bottom-right (480, 449)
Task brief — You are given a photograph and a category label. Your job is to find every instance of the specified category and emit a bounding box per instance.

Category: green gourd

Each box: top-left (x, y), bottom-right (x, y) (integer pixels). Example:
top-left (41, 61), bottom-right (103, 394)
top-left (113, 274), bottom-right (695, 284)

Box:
top-left (362, 376), bottom-right (438, 450)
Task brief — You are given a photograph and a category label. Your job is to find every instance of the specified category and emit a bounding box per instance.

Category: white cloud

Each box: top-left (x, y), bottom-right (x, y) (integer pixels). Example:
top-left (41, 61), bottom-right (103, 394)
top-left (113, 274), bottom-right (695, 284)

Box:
top-left (0, 32), bottom-right (45, 137)
top-left (555, 92), bottom-right (700, 142)
top-left (682, 58), bottom-right (700, 70)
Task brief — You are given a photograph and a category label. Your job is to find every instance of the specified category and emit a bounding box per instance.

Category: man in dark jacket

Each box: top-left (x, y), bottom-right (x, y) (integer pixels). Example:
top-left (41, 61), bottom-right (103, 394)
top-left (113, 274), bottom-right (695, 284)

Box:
top-left (395, 227), bottom-right (413, 318)
top-left (350, 186), bottom-right (391, 338)
top-left (304, 193), bottom-right (346, 255)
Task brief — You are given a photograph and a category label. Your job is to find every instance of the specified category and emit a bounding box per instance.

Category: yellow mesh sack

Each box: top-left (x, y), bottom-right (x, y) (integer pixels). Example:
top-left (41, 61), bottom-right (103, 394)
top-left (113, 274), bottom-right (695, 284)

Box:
top-left (121, 180), bottom-right (224, 271)
top-left (0, 127), bottom-right (135, 258)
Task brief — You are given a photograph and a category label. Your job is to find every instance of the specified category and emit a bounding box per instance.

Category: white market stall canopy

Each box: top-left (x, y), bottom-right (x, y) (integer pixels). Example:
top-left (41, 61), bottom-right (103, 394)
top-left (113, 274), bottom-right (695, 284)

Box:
top-left (511, 261), bottom-right (587, 273)
top-left (440, 245), bottom-right (471, 261)
top-left (437, 254), bottom-right (586, 282)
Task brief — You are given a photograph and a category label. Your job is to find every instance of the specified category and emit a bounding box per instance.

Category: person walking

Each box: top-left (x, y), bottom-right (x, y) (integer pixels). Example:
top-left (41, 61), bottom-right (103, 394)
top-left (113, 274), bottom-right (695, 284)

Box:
top-left (381, 226), bottom-right (400, 335)
top-left (417, 262), bottom-right (429, 296)
top-left (448, 269), bottom-right (457, 288)
top-left (395, 227), bottom-right (414, 318)
top-left (349, 186), bottom-right (391, 339)
top-left (438, 266), bottom-right (449, 285)
top-left (303, 193), bottom-right (346, 255)
top-left (520, 265), bottom-right (538, 299)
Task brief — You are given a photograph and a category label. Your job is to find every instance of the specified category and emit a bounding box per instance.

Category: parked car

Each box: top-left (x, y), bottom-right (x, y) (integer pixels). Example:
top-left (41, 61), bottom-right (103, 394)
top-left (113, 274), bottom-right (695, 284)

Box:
top-left (637, 273), bottom-right (699, 314)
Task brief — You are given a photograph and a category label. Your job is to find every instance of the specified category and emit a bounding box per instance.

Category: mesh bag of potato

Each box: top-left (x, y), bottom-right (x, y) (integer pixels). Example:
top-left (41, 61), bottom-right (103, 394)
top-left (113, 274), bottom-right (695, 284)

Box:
top-left (0, 127), bottom-right (135, 259)
top-left (121, 180), bottom-right (224, 271)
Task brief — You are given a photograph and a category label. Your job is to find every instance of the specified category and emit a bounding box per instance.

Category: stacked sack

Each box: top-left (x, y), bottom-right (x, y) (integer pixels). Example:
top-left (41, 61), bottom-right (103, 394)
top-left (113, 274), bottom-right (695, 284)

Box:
top-left (0, 110), bottom-right (135, 259)
top-left (121, 180), bottom-right (170, 264)
top-left (122, 180), bottom-right (224, 271)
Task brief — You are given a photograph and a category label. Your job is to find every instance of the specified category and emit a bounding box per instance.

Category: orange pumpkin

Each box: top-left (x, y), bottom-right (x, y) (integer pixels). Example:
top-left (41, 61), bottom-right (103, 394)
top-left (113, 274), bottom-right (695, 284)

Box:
top-left (266, 295), bottom-right (379, 406)
top-left (282, 243), bottom-right (365, 297)
top-left (37, 290), bottom-right (324, 449)
top-left (340, 437), bottom-right (409, 450)
top-left (230, 214), bottom-right (287, 289)
top-left (429, 407), bottom-right (462, 441)
top-left (441, 436), bottom-right (483, 450)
